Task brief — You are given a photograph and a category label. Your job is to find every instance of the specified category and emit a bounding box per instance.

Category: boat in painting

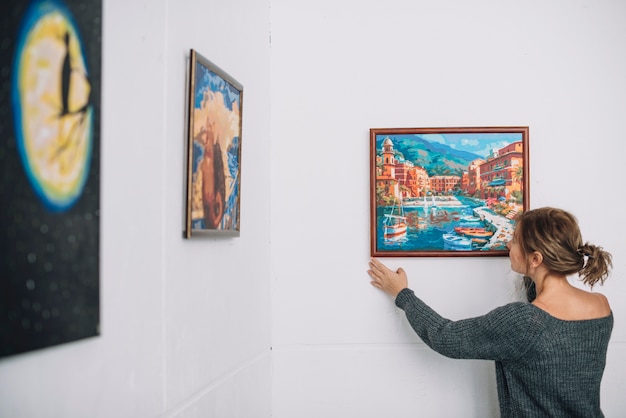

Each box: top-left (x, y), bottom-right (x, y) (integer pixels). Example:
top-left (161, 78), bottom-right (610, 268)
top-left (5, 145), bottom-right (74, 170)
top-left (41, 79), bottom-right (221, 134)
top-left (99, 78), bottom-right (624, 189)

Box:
top-left (459, 215), bottom-right (483, 225)
top-left (453, 226), bottom-right (495, 239)
top-left (471, 238), bottom-right (489, 247)
top-left (442, 233), bottom-right (473, 250)
top-left (383, 199), bottom-right (407, 240)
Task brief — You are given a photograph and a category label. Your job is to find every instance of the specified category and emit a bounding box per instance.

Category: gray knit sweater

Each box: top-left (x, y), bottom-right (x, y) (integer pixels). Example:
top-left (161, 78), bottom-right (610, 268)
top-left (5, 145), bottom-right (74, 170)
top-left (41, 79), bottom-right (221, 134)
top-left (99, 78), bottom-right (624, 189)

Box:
top-left (395, 288), bottom-right (613, 418)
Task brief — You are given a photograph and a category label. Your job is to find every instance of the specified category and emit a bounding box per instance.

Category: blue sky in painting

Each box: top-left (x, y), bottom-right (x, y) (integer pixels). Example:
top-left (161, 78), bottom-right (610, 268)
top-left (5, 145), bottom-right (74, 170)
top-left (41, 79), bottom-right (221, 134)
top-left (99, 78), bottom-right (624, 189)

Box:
top-left (194, 63), bottom-right (241, 111)
top-left (418, 133), bottom-right (522, 159)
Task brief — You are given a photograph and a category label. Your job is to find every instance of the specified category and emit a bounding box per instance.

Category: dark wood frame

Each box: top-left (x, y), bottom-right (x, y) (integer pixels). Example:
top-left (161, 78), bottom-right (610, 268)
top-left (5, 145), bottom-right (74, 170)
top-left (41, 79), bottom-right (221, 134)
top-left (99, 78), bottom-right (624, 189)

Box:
top-left (184, 49), bottom-right (243, 238)
top-left (370, 127), bottom-right (529, 257)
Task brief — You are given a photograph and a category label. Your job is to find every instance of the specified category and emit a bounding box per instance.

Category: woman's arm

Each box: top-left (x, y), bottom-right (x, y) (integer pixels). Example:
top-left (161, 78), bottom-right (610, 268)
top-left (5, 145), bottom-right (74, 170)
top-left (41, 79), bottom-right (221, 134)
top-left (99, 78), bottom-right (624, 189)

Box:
top-left (368, 258), bottom-right (540, 361)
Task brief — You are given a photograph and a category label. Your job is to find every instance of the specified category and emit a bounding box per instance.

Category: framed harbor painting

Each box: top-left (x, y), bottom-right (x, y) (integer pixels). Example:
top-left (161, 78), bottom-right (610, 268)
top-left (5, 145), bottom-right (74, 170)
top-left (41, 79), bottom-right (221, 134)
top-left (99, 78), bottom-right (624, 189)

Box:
top-left (184, 49), bottom-right (242, 238)
top-left (370, 127), bottom-right (529, 257)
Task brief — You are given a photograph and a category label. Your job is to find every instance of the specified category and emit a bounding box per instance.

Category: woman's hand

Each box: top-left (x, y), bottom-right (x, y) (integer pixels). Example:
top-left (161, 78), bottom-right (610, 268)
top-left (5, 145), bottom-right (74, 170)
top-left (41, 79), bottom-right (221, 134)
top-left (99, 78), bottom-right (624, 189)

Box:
top-left (367, 258), bottom-right (408, 298)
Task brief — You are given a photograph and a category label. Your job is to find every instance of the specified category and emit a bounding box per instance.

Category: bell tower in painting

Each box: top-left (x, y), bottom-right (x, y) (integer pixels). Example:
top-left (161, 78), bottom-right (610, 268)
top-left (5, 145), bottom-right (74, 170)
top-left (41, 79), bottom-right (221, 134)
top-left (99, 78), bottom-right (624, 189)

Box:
top-left (382, 137), bottom-right (395, 178)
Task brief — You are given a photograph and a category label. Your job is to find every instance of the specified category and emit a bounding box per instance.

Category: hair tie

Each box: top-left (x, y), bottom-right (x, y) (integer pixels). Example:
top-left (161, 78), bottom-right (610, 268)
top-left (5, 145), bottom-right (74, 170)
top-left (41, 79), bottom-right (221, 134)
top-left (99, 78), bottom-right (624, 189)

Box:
top-left (577, 248), bottom-right (593, 259)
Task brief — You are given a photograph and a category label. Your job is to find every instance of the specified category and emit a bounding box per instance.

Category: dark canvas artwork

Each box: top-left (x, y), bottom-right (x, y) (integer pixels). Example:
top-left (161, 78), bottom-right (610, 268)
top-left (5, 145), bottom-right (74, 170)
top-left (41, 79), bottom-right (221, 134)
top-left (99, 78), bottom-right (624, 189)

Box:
top-left (0, 0), bottom-right (101, 357)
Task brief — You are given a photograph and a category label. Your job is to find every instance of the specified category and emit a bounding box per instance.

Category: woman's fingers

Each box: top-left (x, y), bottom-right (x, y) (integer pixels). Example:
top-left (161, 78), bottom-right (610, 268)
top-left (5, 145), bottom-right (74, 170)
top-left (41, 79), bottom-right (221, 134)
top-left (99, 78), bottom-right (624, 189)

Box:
top-left (369, 258), bottom-right (389, 275)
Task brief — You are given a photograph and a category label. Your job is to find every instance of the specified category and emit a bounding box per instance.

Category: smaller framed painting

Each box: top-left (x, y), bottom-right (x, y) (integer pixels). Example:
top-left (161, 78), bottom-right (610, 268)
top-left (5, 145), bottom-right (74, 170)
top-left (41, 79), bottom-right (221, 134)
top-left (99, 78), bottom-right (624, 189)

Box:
top-left (370, 127), bottom-right (529, 257)
top-left (184, 49), bottom-right (243, 238)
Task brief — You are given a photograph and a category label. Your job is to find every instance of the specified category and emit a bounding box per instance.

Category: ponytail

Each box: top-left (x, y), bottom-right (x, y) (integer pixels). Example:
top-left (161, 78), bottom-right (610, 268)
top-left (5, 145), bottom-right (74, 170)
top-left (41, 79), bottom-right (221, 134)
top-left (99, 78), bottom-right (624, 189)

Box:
top-left (578, 243), bottom-right (612, 288)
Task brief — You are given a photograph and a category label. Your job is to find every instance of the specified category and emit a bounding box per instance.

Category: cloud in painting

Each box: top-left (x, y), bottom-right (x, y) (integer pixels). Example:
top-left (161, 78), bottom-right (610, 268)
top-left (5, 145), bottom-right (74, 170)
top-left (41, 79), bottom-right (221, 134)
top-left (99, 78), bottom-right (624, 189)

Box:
top-left (460, 137), bottom-right (480, 147)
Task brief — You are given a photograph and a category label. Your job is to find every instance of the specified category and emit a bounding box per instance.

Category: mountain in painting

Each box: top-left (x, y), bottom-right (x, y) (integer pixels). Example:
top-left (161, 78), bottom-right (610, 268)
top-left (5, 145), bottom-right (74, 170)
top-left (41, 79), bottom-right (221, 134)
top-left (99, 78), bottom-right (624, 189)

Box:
top-left (390, 135), bottom-right (483, 177)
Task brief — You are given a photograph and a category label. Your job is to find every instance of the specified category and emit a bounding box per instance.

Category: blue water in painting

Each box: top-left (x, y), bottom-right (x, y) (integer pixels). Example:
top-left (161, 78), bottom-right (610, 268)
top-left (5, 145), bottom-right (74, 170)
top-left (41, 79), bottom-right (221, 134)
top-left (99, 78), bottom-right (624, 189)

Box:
top-left (376, 196), bottom-right (509, 252)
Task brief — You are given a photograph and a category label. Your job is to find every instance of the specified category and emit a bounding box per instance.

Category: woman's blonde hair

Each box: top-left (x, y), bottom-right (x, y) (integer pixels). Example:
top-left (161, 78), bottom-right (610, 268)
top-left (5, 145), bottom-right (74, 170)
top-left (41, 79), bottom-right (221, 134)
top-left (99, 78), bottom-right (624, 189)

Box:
top-left (515, 207), bottom-right (612, 288)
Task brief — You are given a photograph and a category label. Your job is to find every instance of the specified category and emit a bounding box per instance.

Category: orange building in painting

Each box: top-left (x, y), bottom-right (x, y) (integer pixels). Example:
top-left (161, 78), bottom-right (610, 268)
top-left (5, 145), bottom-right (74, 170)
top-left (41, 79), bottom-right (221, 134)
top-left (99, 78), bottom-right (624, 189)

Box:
top-left (405, 166), bottom-right (429, 197)
top-left (466, 158), bottom-right (485, 196)
top-left (376, 137), bottom-right (401, 200)
top-left (376, 136), bottom-right (523, 202)
top-left (393, 156), bottom-right (414, 186)
top-left (479, 141), bottom-right (524, 200)
top-left (430, 175), bottom-right (461, 194)
top-left (377, 137), bottom-right (431, 200)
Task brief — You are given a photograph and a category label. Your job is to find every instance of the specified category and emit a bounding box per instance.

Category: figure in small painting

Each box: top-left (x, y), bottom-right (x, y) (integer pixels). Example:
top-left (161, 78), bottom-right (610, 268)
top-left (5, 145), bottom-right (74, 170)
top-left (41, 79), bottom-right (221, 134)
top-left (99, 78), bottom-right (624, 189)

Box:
top-left (201, 120), bottom-right (226, 229)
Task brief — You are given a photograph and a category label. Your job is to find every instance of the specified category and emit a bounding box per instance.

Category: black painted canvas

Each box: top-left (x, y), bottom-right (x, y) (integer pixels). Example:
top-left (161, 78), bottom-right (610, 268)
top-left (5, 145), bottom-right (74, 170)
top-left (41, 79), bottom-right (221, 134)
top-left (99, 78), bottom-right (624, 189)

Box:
top-left (0, 0), bottom-right (101, 357)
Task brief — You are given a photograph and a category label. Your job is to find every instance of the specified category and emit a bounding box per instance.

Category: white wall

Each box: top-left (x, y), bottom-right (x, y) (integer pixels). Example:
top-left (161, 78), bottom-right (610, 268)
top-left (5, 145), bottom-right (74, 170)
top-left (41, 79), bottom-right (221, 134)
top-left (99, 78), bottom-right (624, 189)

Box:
top-left (0, 0), bottom-right (272, 417)
top-left (270, 0), bottom-right (626, 417)
top-left (162, 0), bottom-right (272, 415)
top-left (2, 0), bottom-right (626, 417)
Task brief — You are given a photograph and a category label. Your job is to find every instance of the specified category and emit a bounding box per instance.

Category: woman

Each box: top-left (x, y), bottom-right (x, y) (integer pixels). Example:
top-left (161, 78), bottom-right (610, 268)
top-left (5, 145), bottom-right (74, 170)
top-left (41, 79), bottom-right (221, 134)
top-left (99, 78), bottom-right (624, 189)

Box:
top-left (368, 207), bottom-right (613, 417)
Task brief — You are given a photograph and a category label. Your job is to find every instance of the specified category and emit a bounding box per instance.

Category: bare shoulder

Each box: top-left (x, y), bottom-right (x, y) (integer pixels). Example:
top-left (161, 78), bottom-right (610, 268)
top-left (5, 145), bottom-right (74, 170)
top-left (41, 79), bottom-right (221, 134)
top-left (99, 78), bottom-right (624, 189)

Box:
top-left (591, 292), bottom-right (612, 315)
top-left (579, 290), bottom-right (611, 318)
top-left (534, 288), bottom-right (611, 320)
